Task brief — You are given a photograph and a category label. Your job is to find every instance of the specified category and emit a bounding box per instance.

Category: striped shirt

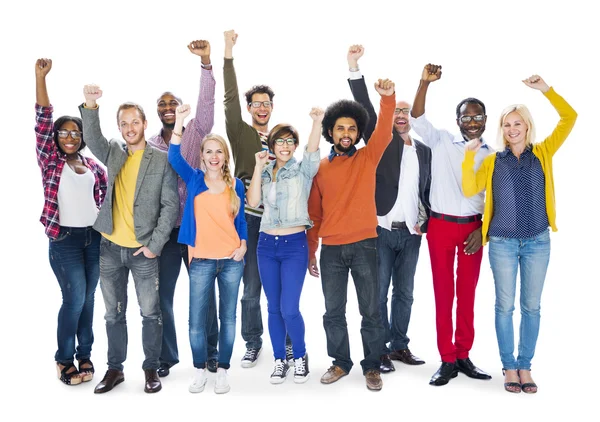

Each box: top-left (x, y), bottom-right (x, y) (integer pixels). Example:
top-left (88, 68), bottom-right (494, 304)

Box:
top-left (489, 147), bottom-right (548, 238)
top-left (35, 104), bottom-right (107, 240)
top-left (244, 130), bottom-right (275, 218)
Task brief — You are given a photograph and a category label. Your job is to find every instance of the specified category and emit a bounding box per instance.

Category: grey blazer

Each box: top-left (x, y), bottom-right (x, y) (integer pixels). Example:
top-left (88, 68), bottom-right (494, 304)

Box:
top-left (79, 104), bottom-right (178, 255)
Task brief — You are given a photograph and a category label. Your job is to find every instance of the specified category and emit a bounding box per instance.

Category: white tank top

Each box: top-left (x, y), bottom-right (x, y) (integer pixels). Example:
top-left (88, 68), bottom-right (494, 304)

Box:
top-left (57, 164), bottom-right (99, 227)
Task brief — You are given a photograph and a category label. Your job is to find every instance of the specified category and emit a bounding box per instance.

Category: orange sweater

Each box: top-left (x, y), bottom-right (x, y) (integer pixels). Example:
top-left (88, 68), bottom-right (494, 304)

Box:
top-left (307, 94), bottom-right (395, 259)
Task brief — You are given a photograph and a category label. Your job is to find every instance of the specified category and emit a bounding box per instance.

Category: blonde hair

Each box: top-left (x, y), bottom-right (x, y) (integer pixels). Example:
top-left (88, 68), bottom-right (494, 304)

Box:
top-left (497, 104), bottom-right (536, 149)
top-left (200, 133), bottom-right (241, 217)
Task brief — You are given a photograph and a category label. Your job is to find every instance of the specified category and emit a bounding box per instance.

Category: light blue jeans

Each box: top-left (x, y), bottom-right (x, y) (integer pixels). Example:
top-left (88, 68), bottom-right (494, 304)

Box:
top-left (488, 229), bottom-right (551, 370)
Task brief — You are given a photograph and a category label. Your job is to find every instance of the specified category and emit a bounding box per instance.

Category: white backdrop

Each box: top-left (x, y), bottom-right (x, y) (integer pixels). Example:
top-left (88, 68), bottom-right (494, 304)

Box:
top-left (1, 0), bottom-right (597, 420)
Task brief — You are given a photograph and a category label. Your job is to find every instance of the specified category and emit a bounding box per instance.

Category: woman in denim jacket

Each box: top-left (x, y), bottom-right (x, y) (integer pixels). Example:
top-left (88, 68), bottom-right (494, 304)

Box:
top-left (247, 108), bottom-right (323, 384)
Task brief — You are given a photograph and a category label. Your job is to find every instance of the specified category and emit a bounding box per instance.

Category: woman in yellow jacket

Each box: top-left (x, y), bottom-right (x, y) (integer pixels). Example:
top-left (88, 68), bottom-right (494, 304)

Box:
top-left (462, 75), bottom-right (576, 394)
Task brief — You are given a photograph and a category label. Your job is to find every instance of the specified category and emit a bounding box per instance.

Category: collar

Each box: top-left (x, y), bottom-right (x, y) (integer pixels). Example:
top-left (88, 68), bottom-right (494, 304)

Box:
top-left (263, 156), bottom-right (298, 178)
top-left (498, 145), bottom-right (533, 158)
top-left (328, 145), bottom-right (357, 162)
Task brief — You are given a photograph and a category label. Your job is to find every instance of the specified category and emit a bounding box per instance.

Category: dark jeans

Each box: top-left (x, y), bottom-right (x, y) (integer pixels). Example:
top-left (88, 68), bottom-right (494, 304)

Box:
top-left (49, 226), bottom-right (100, 365)
top-left (240, 214), bottom-right (264, 350)
top-left (158, 228), bottom-right (219, 367)
top-left (377, 226), bottom-right (422, 352)
top-left (320, 238), bottom-right (384, 374)
top-left (99, 238), bottom-right (162, 371)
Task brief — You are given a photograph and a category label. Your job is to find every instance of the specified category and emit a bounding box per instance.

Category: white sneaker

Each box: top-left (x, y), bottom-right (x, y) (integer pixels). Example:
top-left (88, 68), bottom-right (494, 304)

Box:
top-left (189, 368), bottom-right (207, 393)
top-left (270, 359), bottom-right (291, 384)
top-left (214, 368), bottom-right (230, 394)
top-left (294, 354), bottom-right (310, 383)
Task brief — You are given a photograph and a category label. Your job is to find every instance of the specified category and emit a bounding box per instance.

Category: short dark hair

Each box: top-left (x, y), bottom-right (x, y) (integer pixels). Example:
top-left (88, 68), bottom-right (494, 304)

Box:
top-left (116, 102), bottom-right (147, 123)
top-left (456, 97), bottom-right (486, 118)
top-left (156, 91), bottom-right (182, 105)
top-left (267, 123), bottom-right (300, 151)
top-left (244, 85), bottom-right (275, 105)
top-left (54, 116), bottom-right (86, 152)
top-left (322, 99), bottom-right (369, 144)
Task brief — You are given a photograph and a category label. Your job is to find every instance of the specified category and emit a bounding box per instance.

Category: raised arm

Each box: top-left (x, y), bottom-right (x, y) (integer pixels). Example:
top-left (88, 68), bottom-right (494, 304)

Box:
top-left (522, 75), bottom-right (577, 156)
top-left (181, 39), bottom-right (216, 168)
top-left (299, 107), bottom-right (324, 179)
top-left (223, 30), bottom-right (245, 147)
top-left (168, 104), bottom-right (196, 183)
top-left (247, 150), bottom-right (269, 208)
top-left (79, 84), bottom-right (110, 164)
top-left (364, 78), bottom-right (395, 164)
top-left (35, 58), bottom-right (55, 167)
top-left (411, 63), bottom-right (441, 118)
top-left (347, 45), bottom-right (377, 143)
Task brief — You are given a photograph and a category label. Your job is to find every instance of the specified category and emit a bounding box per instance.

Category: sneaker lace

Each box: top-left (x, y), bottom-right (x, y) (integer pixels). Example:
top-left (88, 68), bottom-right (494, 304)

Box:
top-left (285, 344), bottom-right (293, 359)
top-left (272, 360), bottom-right (286, 376)
top-left (295, 357), bottom-right (306, 375)
top-left (243, 348), bottom-right (257, 360)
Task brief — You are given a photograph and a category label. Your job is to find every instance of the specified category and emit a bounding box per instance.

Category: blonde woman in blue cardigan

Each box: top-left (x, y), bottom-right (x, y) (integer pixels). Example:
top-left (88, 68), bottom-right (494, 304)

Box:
top-left (462, 75), bottom-right (576, 394)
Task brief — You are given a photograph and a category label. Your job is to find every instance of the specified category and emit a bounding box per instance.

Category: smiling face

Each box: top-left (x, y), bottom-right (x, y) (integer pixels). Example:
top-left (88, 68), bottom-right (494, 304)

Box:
top-left (329, 117), bottom-right (358, 154)
top-left (272, 133), bottom-right (298, 165)
top-left (57, 121), bottom-right (82, 155)
top-left (247, 93), bottom-right (272, 128)
top-left (502, 111), bottom-right (528, 148)
top-left (118, 107), bottom-right (147, 147)
top-left (157, 93), bottom-right (181, 127)
top-left (201, 139), bottom-right (226, 173)
top-left (393, 101), bottom-right (411, 135)
top-left (457, 102), bottom-right (487, 140)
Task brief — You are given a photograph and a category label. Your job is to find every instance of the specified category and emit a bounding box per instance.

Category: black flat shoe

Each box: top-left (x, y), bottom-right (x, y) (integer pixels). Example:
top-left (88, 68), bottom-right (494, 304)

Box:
top-left (429, 362), bottom-right (458, 386)
top-left (157, 364), bottom-right (170, 378)
top-left (379, 354), bottom-right (395, 373)
top-left (455, 358), bottom-right (492, 380)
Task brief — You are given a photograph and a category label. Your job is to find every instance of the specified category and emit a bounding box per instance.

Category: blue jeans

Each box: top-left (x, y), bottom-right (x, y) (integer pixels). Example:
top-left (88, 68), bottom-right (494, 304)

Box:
top-left (49, 227), bottom-right (100, 365)
top-left (489, 229), bottom-right (551, 370)
top-left (376, 226), bottom-right (422, 352)
top-left (241, 213), bottom-right (264, 350)
top-left (99, 238), bottom-right (162, 371)
top-left (257, 231), bottom-right (308, 360)
top-left (158, 228), bottom-right (219, 368)
top-left (189, 258), bottom-right (243, 369)
top-left (320, 238), bottom-right (384, 374)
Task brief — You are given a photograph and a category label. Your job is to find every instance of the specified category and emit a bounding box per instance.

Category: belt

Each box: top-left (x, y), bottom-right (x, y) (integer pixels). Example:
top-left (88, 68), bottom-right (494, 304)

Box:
top-left (430, 211), bottom-right (481, 224)
top-left (391, 221), bottom-right (408, 230)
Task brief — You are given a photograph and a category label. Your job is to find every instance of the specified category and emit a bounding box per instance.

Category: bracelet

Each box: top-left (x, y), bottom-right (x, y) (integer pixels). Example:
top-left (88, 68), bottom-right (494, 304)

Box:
top-left (172, 131), bottom-right (183, 138)
top-left (349, 67), bottom-right (359, 72)
top-left (201, 62), bottom-right (212, 69)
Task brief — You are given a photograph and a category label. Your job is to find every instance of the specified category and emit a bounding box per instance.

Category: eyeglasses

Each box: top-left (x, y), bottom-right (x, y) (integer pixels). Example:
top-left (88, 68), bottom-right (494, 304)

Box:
top-left (274, 138), bottom-right (296, 146)
top-left (249, 101), bottom-right (273, 108)
top-left (459, 114), bottom-right (485, 123)
top-left (394, 107), bottom-right (411, 115)
top-left (56, 130), bottom-right (82, 139)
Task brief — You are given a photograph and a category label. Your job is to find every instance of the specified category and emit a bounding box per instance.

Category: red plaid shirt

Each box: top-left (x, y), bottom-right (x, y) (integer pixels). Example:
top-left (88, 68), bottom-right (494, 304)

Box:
top-left (35, 104), bottom-right (107, 239)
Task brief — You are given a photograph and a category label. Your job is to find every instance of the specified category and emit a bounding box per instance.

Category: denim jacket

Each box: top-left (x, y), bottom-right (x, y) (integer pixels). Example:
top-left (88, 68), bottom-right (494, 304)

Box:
top-left (259, 147), bottom-right (320, 231)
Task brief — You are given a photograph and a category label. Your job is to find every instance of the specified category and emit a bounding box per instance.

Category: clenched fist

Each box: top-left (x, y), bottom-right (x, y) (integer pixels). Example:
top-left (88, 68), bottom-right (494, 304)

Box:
top-left (83, 84), bottom-right (103, 107)
top-left (421, 63), bottom-right (442, 82)
top-left (374, 78), bottom-right (395, 96)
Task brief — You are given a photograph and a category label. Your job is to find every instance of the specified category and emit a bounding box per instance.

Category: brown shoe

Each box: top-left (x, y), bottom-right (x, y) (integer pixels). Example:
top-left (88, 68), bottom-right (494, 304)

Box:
top-left (94, 369), bottom-right (124, 394)
top-left (365, 369), bottom-right (383, 391)
top-left (320, 365), bottom-right (348, 384)
top-left (144, 369), bottom-right (162, 393)
top-left (389, 348), bottom-right (425, 365)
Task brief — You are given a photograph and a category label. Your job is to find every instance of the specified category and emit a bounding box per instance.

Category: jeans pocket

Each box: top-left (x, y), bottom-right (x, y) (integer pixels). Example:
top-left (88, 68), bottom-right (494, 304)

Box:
top-left (50, 229), bottom-right (69, 243)
top-left (534, 229), bottom-right (550, 244)
top-left (489, 236), bottom-right (507, 244)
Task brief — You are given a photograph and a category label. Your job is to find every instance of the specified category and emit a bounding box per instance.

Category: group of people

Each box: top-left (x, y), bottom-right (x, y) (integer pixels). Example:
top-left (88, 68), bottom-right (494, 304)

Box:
top-left (35, 33), bottom-right (577, 396)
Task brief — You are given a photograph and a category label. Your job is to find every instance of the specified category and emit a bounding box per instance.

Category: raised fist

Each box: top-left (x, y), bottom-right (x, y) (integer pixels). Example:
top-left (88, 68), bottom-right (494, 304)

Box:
top-left (309, 107), bottom-right (325, 123)
top-left (35, 58), bottom-right (52, 78)
top-left (188, 40), bottom-right (211, 58)
top-left (374, 78), bottom-right (395, 96)
top-left (83, 84), bottom-right (103, 103)
top-left (421, 63), bottom-right (442, 82)
top-left (176, 104), bottom-right (191, 121)
top-left (347, 44), bottom-right (364, 67)
top-left (255, 150), bottom-right (269, 167)
top-left (522, 74), bottom-right (550, 93)
top-left (224, 30), bottom-right (238, 47)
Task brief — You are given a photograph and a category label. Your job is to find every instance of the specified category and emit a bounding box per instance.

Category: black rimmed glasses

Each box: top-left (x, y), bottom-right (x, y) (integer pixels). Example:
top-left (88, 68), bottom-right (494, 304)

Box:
top-left (459, 114), bottom-right (485, 123)
top-left (249, 101), bottom-right (273, 108)
top-left (394, 107), bottom-right (411, 115)
top-left (56, 130), bottom-right (82, 139)
top-left (274, 138), bottom-right (296, 146)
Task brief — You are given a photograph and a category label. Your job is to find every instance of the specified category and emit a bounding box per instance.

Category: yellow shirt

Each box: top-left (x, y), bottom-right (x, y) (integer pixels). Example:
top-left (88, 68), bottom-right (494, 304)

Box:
top-left (102, 150), bottom-right (144, 247)
top-left (462, 87), bottom-right (577, 245)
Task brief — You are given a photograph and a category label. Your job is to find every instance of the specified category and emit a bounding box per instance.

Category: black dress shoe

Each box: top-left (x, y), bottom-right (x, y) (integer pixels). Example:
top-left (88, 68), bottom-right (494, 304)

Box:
top-left (207, 359), bottom-right (218, 373)
top-left (94, 369), bottom-right (124, 394)
top-left (455, 358), bottom-right (492, 380)
top-left (379, 354), bottom-right (395, 373)
top-left (144, 369), bottom-right (162, 393)
top-left (389, 348), bottom-right (426, 365)
top-left (429, 362), bottom-right (458, 386)
top-left (157, 364), bottom-right (170, 378)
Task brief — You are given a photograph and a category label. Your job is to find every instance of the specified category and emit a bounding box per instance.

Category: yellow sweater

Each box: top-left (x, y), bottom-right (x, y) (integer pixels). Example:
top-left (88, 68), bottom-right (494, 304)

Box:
top-left (462, 87), bottom-right (577, 245)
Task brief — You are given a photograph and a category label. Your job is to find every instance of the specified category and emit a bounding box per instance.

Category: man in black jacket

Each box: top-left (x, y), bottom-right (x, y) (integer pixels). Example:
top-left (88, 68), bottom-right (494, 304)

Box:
top-left (347, 45), bottom-right (431, 373)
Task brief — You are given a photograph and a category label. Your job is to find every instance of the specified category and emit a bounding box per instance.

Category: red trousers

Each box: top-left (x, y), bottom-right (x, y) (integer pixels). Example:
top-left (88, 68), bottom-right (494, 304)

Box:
top-left (426, 216), bottom-right (483, 363)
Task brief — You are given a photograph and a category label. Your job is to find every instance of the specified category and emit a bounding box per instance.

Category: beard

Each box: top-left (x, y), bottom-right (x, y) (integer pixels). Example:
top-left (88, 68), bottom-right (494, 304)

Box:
top-left (334, 141), bottom-right (355, 153)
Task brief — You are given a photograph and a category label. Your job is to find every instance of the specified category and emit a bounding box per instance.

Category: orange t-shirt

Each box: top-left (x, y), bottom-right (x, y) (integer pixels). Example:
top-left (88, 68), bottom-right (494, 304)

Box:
top-left (189, 187), bottom-right (241, 260)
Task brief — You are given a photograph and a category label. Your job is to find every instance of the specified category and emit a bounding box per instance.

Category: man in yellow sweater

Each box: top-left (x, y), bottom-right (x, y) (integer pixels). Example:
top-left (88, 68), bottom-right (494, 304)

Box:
top-left (307, 78), bottom-right (395, 391)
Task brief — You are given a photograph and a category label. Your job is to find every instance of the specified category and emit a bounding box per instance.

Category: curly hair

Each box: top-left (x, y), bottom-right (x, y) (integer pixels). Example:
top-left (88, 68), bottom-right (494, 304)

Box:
top-left (53, 116), bottom-right (86, 153)
top-left (455, 97), bottom-right (486, 119)
top-left (321, 99), bottom-right (369, 144)
top-left (244, 85), bottom-right (275, 105)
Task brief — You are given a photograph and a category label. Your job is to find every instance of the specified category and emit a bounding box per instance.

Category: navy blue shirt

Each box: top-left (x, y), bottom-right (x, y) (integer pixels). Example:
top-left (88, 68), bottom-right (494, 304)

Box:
top-left (489, 146), bottom-right (549, 239)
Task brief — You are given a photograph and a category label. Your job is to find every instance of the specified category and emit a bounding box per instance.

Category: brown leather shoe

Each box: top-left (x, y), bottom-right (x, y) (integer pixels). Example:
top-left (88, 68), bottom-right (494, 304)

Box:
top-left (144, 369), bottom-right (162, 393)
top-left (389, 348), bottom-right (425, 365)
top-left (94, 369), bottom-right (124, 394)
top-left (320, 365), bottom-right (348, 384)
top-left (365, 369), bottom-right (383, 391)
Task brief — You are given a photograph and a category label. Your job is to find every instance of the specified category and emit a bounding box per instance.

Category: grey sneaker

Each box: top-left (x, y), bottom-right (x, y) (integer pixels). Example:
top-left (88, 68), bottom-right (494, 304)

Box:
top-left (285, 343), bottom-right (294, 365)
top-left (241, 347), bottom-right (262, 368)
top-left (294, 354), bottom-right (310, 383)
top-left (270, 359), bottom-right (291, 384)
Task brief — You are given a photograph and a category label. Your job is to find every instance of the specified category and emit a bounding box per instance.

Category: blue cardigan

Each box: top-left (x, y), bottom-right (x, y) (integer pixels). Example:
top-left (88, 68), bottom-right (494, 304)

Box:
top-left (168, 144), bottom-right (248, 247)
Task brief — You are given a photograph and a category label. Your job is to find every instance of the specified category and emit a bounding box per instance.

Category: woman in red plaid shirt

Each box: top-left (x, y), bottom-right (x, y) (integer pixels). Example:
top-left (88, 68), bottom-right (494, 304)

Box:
top-left (35, 58), bottom-right (107, 386)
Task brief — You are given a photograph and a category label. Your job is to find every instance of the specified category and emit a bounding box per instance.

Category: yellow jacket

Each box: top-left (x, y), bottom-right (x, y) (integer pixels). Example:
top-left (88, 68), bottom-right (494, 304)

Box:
top-left (462, 87), bottom-right (577, 245)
